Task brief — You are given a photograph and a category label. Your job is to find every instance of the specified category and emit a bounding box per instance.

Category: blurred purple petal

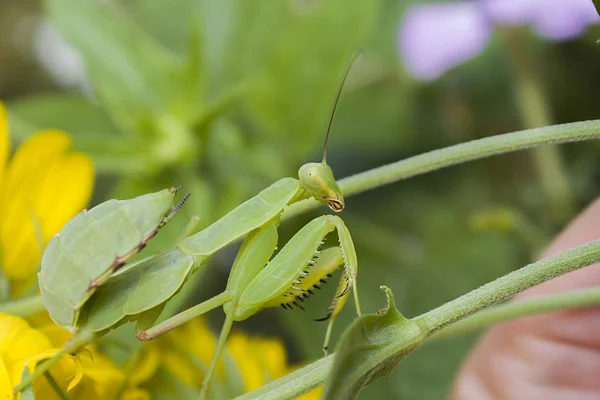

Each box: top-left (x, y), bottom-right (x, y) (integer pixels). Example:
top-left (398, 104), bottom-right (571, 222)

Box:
top-left (481, 0), bottom-right (538, 25)
top-left (482, 0), bottom-right (600, 40)
top-left (532, 0), bottom-right (600, 40)
top-left (398, 2), bottom-right (492, 81)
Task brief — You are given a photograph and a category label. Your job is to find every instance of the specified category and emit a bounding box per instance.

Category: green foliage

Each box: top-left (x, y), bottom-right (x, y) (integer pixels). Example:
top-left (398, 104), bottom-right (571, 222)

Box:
top-left (3, 0), bottom-right (600, 398)
top-left (8, 0), bottom-right (385, 260)
top-left (45, 0), bottom-right (185, 131)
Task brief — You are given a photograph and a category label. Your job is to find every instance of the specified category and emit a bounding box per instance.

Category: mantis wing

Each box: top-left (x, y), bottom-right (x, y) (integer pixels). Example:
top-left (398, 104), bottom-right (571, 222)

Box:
top-left (40, 188), bottom-right (179, 330)
top-left (80, 248), bottom-right (196, 332)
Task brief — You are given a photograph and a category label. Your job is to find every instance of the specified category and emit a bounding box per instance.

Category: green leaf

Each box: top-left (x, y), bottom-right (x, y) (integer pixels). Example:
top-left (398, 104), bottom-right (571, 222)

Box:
top-left (322, 286), bottom-right (425, 400)
top-left (592, 0), bottom-right (600, 17)
top-left (7, 93), bottom-right (117, 141)
top-left (44, 0), bottom-right (184, 132)
top-left (6, 95), bottom-right (154, 175)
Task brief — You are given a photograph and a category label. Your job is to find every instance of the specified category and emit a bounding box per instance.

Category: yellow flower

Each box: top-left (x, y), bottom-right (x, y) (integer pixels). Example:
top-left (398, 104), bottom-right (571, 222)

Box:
top-left (0, 102), bottom-right (94, 294)
top-left (0, 312), bottom-right (151, 399)
top-left (0, 312), bottom-right (80, 399)
top-left (148, 318), bottom-right (321, 399)
top-left (226, 332), bottom-right (287, 391)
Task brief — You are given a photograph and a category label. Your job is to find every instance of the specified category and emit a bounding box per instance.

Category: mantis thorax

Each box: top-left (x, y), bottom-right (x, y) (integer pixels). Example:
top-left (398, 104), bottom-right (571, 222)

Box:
top-left (298, 162), bottom-right (344, 212)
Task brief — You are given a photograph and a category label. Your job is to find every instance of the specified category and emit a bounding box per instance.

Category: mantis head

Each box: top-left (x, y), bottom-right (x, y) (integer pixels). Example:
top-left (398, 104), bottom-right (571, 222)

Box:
top-left (297, 51), bottom-right (362, 213)
top-left (298, 162), bottom-right (344, 212)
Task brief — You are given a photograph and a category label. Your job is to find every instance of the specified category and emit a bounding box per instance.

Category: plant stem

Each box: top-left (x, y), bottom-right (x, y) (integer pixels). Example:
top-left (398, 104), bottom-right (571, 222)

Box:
top-left (282, 119), bottom-right (600, 220)
top-left (238, 239), bottom-right (600, 400)
top-left (235, 355), bottom-right (334, 400)
top-left (501, 27), bottom-right (573, 222)
top-left (435, 286), bottom-right (600, 339)
top-left (0, 295), bottom-right (45, 316)
top-left (14, 329), bottom-right (95, 394)
top-left (44, 371), bottom-right (70, 400)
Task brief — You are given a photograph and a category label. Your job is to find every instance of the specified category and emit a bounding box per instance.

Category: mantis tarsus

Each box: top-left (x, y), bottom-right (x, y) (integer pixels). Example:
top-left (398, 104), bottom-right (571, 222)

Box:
top-left (39, 53), bottom-right (362, 398)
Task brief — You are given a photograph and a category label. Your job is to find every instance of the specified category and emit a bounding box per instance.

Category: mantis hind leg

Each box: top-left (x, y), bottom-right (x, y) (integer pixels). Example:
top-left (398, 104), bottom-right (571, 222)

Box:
top-left (199, 310), bottom-right (235, 399)
top-left (135, 291), bottom-right (234, 340)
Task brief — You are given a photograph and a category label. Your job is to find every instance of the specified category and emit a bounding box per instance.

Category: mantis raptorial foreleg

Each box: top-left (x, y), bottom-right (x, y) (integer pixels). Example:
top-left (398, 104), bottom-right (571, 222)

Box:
top-left (133, 214), bottom-right (360, 398)
top-left (136, 219), bottom-right (279, 340)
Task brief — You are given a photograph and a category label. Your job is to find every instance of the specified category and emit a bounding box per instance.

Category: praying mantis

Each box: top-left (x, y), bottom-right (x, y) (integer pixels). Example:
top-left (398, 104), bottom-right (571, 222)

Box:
top-left (39, 54), bottom-right (362, 398)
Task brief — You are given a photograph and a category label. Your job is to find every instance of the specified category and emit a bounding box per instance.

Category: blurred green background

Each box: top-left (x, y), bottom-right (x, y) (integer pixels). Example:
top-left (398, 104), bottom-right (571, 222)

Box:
top-left (1, 0), bottom-right (600, 398)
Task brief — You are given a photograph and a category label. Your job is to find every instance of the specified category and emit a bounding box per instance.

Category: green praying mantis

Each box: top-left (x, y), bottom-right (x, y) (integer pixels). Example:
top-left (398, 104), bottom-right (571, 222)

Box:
top-left (38, 54), bottom-right (363, 397)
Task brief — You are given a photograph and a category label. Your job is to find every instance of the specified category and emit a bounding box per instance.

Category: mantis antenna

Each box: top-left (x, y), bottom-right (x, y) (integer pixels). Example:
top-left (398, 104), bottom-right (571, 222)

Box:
top-left (322, 50), bottom-right (363, 163)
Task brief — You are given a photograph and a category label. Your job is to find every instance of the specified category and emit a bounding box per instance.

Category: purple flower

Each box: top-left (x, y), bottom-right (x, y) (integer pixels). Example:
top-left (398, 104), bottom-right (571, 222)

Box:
top-left (398, 0), bottom-right (600, 81)
top-left (483, 0), bottom-right (600, 40)
top-left (398, 2), bottom-right (492, 81)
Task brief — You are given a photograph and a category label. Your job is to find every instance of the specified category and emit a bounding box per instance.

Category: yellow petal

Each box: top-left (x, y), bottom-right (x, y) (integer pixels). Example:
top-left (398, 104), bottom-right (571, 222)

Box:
top-left (0, 102), bottom-right (9, 190)
top-left (11, 348), bottom-right (65, 388)
top-left (227, 333), bottom-right (265, 392)
top-left (33, 151), bottom-right (94, 242)
top-left (66, 357), bottom-right (83, 392)
top-left (0, 313), bottom-right (53, 363)
top-left (0, 314), bottom-right (83, 398)
top-left (76, 348), bottom-right (94, 362)
top-left (256, 338), bottom-right (287, 381)
top-left (0, 313), bottom-right (29, 353)
top-left (161, 348), bottom-right (200, 386)
top-left (129, 344), bottom-right (159, 386)
top-left (0, 359), bottom-right (13, 400)
top-left (0, 130), bottom-right (94, 282)
top-left (0, 131), bottom-right (71, 280)
top-left (165, 318), bottom-right (215, 367)
top-left (1, 130), bottom-right (71, 207)
top-left (36, 320), bottom-right (72, 348)
top-left (121, 388), bottom-right (151, 400)
top-left (79, 359), bottom-right (123, 395)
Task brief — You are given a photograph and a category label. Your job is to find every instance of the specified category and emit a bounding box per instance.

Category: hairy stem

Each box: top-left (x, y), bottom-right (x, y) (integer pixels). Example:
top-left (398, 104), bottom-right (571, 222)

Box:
top-left (238, 239), bottom-right (600, 399)
top-left (415, 240), bottom-right (600, 334)
top-left (435, 286), bottom-right (600, 339)
top-left (283, 120), bottom-right (600, 220)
